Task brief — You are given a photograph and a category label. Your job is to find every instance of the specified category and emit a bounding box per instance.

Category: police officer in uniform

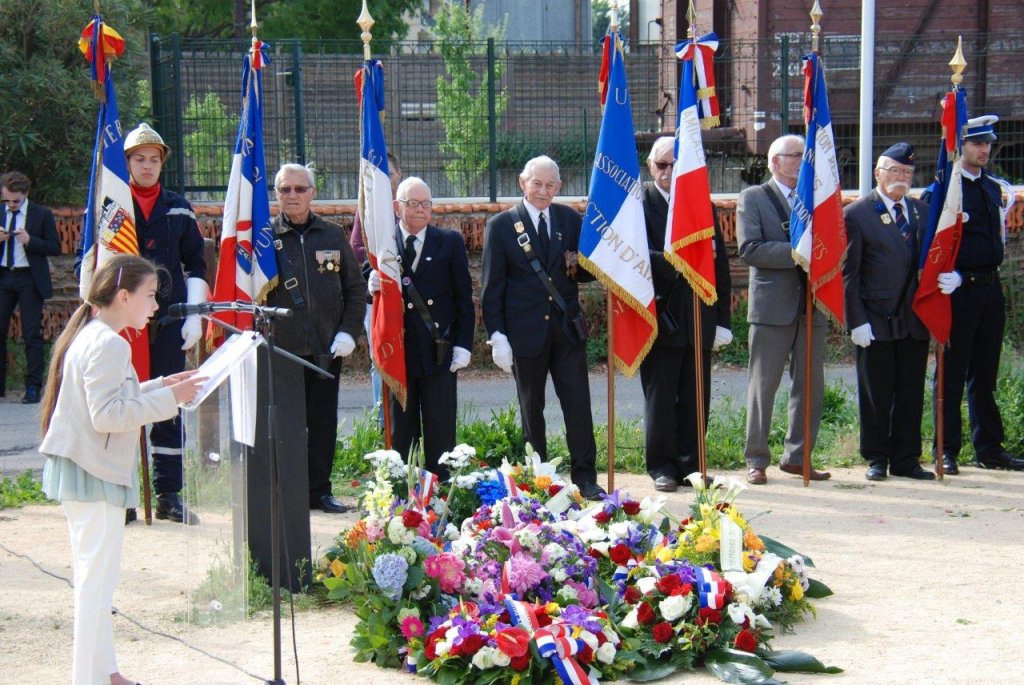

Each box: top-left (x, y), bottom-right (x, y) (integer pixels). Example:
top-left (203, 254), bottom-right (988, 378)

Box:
top-left (933, 116), bottom-right (1024, 472)
top-left (123, 123), bottom-right (209, 523)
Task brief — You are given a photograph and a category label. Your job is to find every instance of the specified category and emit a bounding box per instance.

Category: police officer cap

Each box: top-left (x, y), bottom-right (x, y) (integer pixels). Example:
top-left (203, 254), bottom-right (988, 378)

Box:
top-left (124, 122), bottom-right (171, 159)
top-left (881, 142), bottom-right (915, 166)
top-left (963, 115), bottom-right (998, 142)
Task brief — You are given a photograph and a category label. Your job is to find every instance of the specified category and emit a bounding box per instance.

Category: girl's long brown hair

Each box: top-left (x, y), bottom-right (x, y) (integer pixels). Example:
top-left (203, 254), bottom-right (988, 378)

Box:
top-left (40, 255), bottom-right (159, 434)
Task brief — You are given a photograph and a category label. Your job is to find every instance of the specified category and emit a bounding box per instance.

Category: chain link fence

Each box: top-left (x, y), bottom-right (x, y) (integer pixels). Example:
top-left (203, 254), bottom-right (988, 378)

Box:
top-left (151, 32), bottom-right (1024, 201)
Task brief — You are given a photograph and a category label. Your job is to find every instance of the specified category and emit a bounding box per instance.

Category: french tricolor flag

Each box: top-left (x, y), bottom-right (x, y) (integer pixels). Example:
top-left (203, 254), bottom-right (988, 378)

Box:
top-left (790, 52), bottom-right (846, 325)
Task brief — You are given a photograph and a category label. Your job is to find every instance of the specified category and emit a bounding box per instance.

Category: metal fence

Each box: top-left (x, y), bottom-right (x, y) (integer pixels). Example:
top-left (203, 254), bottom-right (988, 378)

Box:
top-left (150, 32), bottom-right (1024, 201)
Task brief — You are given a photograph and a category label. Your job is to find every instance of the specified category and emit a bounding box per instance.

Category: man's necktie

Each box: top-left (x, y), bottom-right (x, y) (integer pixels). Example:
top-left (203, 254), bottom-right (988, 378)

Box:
top-left (537, 211), bottom-right (550, 258)
top-left (401, 234), bottom-right (417, 275)
top-left (4, 209), bottom-right (18, 268)
top-left (893, 203), bottom-right (912, 249)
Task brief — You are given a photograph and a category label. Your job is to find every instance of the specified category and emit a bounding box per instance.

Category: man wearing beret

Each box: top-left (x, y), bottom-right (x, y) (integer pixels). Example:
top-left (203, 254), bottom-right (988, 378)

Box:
top-left (929, 115), bottom-right (1024, 472)
top-left (843, 143), bottom-right (933, 481)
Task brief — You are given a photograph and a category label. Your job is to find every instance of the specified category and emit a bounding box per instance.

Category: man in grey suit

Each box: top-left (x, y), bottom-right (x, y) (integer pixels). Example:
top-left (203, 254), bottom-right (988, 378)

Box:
top-left (737, 134), bottom-right (830, 484)
top-left (842, 142), bottom-right (934, 481)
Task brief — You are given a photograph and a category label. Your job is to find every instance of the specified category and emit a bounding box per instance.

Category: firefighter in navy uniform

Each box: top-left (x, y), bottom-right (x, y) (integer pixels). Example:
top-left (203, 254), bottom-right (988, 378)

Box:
top-left (123, 123), bottom-right (210, 523)
top-left (932, 115), bottom-right (1024, 473)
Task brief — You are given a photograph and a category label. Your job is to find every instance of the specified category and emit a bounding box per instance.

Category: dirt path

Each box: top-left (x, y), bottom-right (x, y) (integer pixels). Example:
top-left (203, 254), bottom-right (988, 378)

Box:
top-left (2, 468), bottom-right (1022, 685)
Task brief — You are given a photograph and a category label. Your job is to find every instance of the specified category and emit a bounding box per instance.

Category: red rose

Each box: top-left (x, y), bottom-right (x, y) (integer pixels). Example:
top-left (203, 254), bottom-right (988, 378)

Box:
top-left (651, 621), bottom-right (674, 644)
top-left (548, 484), bottom-right (563, 496)
top-left (517, 480), bottom-right (532, 492)
top-left (401, 509), bottom-right (424, 528)
top-left (623, 585), bottom-right (642, 604)
top-left (678, 517), bottom-right (692, 529)
top-left (424, 628), bottom-right (445, 660)
top-left (609, 543), bottom-right (631, 565)
top-left (495, 626), bottom-right (531, 658)
top-left (594, 510), bottom-right (612, 524)
top-left (579, 644), bottom-right (595, 664)
top-left (510, 653), bottom-right (531, 671)
top-left (588, 548), bottom-right (603, 559)
top-left (622, 500), bottom-right (640, 515)
top-left (459, 633), bottom-right (485, 656)
top-left (671, 583), bottom-right (694, 597)
top-left (720, 580), bottom-right (734, 603)
top-left (696, 607), bottom-right (722, 625)
top-left (734, 629), bottom-right (758, 653)
top-left (637, 602), bottom-right (656, 625)
top-left (655, 574), bottom-right (683, 595)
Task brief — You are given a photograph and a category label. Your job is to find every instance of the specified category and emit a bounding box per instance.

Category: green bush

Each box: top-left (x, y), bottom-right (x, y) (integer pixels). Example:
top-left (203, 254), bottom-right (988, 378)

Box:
top-left (455, 404), bottom-right (525, 468)
top-left (0, 471), bottom-right (47, 510)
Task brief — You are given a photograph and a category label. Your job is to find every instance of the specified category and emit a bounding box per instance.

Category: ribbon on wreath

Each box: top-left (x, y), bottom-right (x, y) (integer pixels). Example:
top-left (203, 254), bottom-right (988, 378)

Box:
top-left (675, 32), bottom-right (721, 129)
top-left (534, 624), bottom-right (598, 685)
top-left (412, 468), bottom-right (438, 511)
top-left (494, 468), bottom-right (520, 498)
top-left (612, 558), bottom-right (637, 582)
top-left (696, 566), bottom-right (728, 609)
top-left (504, 597), bottom-right (542, 632)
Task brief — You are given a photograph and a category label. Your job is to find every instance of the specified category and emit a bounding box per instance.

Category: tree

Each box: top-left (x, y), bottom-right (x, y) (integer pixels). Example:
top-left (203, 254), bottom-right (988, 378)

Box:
top-left (592, 0), bottom-right (630, 44)
top-left (434, 3), bottom-right (507, 195)
top-left (0, 0), bottom-right (150, 205)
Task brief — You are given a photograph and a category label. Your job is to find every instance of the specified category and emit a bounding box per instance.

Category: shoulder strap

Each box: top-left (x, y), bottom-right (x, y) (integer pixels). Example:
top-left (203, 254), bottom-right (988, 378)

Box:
top-left (403, 279), bottom-right (442, 343)
top-left (761, 182), bottom-right (791, 227)
top-left (513, 204), bottom-right (571, 316)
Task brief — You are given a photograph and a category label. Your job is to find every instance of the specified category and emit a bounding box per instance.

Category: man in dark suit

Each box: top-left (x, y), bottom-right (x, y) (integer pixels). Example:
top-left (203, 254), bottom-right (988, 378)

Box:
top-left (640, 137), bottom-right (732, 492)
top-left (736, 135), bottom-right (831, 485)
top-left (481, 155), bottom-right (605, 500)
top-left (0, 171), bottom-right (60, 403)
top-left (369, 177), bottom-right (474, 479)
top-left (843, 143), bottom-right (933, 481)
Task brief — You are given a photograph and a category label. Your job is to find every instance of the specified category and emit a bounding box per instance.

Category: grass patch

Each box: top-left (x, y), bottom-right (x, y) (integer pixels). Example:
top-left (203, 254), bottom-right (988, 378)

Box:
top-left (0, 471), bottom-right (48, 510)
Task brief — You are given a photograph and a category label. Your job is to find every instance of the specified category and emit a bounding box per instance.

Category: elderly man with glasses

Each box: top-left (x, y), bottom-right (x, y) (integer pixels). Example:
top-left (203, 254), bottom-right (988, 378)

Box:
top-left (842, 143), bottom-right (933, 481)
top-left (264, 163), bottom-right (366, 513)
top-left (368, 177), bottom-right (474, 479)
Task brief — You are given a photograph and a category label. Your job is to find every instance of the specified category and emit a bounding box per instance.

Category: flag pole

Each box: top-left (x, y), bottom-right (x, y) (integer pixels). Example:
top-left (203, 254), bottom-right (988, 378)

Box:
top-left (799, 2), bottom-right (825, 487)
top-left (934, 38), bottom-right (966, 480)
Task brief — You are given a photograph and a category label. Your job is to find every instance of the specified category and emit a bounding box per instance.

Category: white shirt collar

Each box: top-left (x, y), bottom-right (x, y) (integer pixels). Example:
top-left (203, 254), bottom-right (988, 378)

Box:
top-left (771, 177), bottom-right (795, 200)
top-left (961, 167), bottom-right (981, 181)
top-left (655, 185), bottom-right (670, 204)
top-left (522, 200), bottom-right (549, 231)
top-left (876, 189), bottom-right (906, 217)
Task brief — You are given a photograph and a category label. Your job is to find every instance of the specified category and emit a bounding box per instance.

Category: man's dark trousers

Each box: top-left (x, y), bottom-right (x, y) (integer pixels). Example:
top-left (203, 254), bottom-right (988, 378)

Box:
top-left (0, 267), bottom-right (44, 392)
top-left (391, 370), bottom-right (457, 479)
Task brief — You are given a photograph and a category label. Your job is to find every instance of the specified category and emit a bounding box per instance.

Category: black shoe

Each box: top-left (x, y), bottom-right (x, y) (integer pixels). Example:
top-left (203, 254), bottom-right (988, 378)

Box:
top-left (578, 482), bottom-right (607, 501)
top-left (653, 476), bottom-right (677, 492)
top-left (975, 452), bottom-right (1024, 471)
top-left (312, 494), bottom-right (349, 514)
top-left (865, 463), bottom-right (887, 481)
top-left (22, 387), bottom-right (40, 404)
top-left (937, 455), bottom-right (959, 475)
top-left (125, 508), bottom-right (137, 525)
top-left (155, 493), bottom-right (200, 525)
top-left (890, 465), bottom-right (937, 481)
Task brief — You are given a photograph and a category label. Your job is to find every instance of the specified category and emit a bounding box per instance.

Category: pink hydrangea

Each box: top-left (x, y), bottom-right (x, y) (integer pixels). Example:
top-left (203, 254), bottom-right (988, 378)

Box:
top-left (424, 553), bottom-right (466, 594)
top-left (506, 552), bottom-right (548, 595)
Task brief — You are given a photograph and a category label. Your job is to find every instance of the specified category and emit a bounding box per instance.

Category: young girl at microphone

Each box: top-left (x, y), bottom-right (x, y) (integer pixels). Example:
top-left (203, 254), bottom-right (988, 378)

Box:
top-left (39, 254), bottom-right (205, 685)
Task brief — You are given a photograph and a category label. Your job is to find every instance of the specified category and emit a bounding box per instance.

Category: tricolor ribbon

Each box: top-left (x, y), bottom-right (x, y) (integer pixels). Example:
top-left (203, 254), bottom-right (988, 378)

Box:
top-left (504, 597), bottom-right (542, 632)
top-left (494, 469), bottom-right (520, 499)
top-left (534, 624), bottom-right (597, 685)
top-left (675, 32), bottom-right (721, 129)
top-left (697, 567), bottom-right (728, 609)
top-left (612, 558), bottom-right (637, 583)
top-left (413, 469), bottom-right (438, 511)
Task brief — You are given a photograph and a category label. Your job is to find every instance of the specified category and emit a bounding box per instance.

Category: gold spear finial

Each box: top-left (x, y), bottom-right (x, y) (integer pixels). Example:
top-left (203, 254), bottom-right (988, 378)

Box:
top-left (608, 0), bottom-right (619, 33)
top-left (949, 35), bottom-right (967, 86)
top-left (810, 0), bottom-right (823, 53)
top-left (687, 0), bottom-right (697, 41)
top-left (357, 0), bottom-right (375, 61)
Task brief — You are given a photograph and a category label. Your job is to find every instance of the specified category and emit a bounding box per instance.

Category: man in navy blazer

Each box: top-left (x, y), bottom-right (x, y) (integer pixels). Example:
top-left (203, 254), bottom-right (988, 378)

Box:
top-left (481, 156), bottom-right (604, 500)
top-left (370, 177), bottom-right (474, 478)
top-left (0, 171), bottom-right (60, 403)
top-left (843, 143), bottom-right (933, 481)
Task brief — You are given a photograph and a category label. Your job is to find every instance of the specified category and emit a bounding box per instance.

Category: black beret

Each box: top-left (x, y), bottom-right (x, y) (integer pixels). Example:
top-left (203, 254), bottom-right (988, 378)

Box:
top-left (881, 142), bottom-right (915, 166)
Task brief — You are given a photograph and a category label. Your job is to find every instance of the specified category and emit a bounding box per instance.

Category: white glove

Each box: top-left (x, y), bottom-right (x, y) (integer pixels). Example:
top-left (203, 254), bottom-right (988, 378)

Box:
top-left (368, 269), bottom-right (381, 295)
top-left (180, 277), bottom-right (209, 350)
top-left (850, 322), bottom-right (875, 348)
top-left (330, 331), bottom-right (356, 358)
top-left (712, 326), bottom-right (733, 350)
top-left (449, 346), bottom-right (471, 373)
top-left (488, 331), bottom-right (513, 374)
top-left (938, 271), bottom-right (962, 295)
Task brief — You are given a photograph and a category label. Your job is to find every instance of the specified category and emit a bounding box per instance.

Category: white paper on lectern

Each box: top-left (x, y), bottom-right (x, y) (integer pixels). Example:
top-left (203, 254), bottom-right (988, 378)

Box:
top-left (181, 333), bottom-right (262, 411)
top-left (229, 348), bottom-right (258, 446)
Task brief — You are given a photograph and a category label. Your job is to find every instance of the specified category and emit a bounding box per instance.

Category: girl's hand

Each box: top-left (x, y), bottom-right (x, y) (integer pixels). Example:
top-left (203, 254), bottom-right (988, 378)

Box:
top-left (163, 369), bottom-right (199, 387)
top-left (170, 375), bottom-right (207, 404)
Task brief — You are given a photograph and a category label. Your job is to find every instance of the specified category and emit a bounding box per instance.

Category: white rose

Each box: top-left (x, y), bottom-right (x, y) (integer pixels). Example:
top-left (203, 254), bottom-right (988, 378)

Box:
top-left (471, 647), bottom-right (495, 670)
top-left (491, 649), bottom-right (511, 667)
top-left (603, 625), bottom-right (620, 645)
top-left (608, 521), bottom-right (630, 540)
top-left (435, 641), bottom-right (450, 657)
top-left (636, 576), bottom-right (657, 595)
top-left (620, 606), bottom-right (639, 630)
top-left (658, 594), bottom-right (692, 622)
top-left (597, 642), bottom-right (617, 664)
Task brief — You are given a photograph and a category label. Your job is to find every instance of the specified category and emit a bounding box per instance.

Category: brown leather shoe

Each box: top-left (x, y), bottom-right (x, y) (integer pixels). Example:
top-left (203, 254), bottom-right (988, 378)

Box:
top-left (746, 467), bottom-right (767, 485)
top-left (779, 463), bottom-right (831, 481)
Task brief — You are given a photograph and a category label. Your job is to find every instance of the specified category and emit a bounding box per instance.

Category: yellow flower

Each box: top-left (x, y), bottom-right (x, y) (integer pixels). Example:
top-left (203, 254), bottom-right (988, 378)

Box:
top-left (545, 602), bottom-right (560, 616)
top-left (695, 534), bottom-right (717, 553)
top-left (656, 546), bottom-right (675, 563)
top-left (789, 582), bottom-right (804, 601)
top-left (330, 559), bottom-right (346, 578)
top-left (742, 553), bottom-right (756, 572)
top-left (534, 475), bottom-right (552, 490)
top-left (511, 676), bottom-right (521, 685)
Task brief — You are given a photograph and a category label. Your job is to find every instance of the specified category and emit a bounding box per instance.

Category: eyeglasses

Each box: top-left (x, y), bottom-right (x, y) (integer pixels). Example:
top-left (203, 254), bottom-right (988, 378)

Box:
top-left (652, 161), bottom-right (674, 170)
top-left (398, 199), bottom-right (433, 209)
top-left (277, 185), bottom-right (311, 195)
top-left (775, 152), bottom-right (803, 158)
top-left (878, 166), bottom-right (914, 178)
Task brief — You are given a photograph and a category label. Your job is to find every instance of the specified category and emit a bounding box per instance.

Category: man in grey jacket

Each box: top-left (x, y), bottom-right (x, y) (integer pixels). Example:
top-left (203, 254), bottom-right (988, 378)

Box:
top-left (736, 134), bottom-right (830, 485)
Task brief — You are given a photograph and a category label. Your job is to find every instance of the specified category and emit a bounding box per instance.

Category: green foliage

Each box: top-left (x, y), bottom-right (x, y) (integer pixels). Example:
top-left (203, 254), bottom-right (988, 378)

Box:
top-left (0, 471), bottom-right (47, 510)
top-left (595, 418), bottom-right (646, 473)
top-left (182, 92), bottom-right (235, 186)
top-left (494, 127), bottom-right (593, 179)
top-left (434, 3), bottom-right (507, 195)
top-left (996, 351), bottom-right (1024, 456)
top-left (714, 299), bottom-right (750, 366)
top-left (332, 410), bottom-right (386, 481)
top-left (0, 0), bottom-right (150, 204)
top-left (455, 404), bottom-right (525, 468)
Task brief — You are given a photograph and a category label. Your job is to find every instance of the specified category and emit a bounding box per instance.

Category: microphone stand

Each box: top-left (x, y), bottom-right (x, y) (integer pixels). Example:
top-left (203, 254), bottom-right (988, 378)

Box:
top-left (203, 303), bottom-right (332, 685)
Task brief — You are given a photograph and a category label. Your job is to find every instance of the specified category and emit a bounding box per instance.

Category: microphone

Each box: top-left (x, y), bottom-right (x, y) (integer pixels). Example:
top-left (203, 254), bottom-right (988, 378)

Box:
top-left (165, 301), bottom-right (293, 319)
